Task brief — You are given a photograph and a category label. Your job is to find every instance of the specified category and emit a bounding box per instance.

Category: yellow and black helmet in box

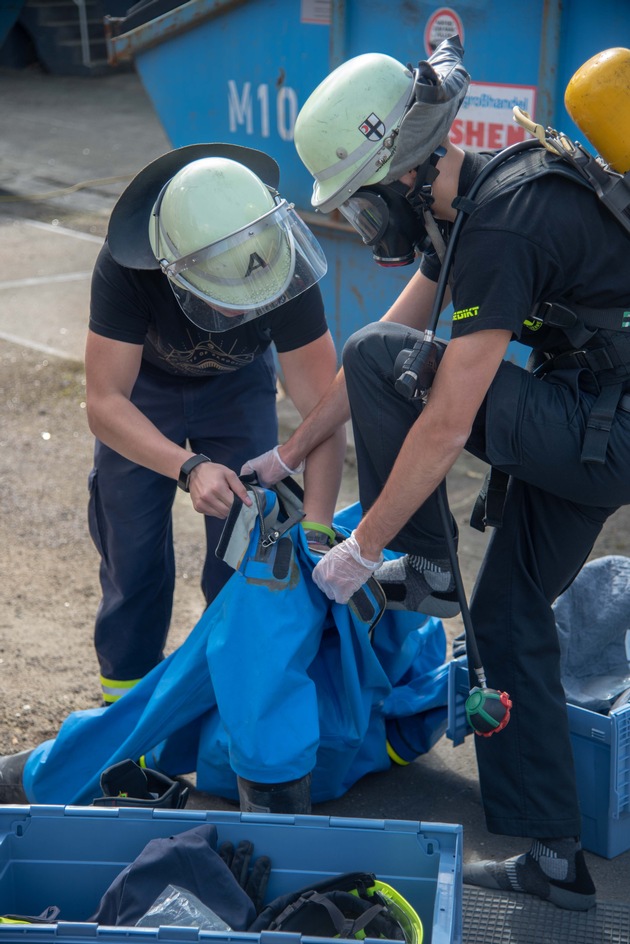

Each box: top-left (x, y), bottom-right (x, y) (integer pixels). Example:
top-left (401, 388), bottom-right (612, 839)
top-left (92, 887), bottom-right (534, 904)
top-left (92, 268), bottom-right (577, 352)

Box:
top-left (250, 871), bottom-right (423, 943)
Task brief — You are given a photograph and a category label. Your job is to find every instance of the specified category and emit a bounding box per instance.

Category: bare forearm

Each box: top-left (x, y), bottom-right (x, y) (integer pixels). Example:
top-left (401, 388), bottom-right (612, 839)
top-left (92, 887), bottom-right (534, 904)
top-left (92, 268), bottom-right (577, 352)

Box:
top-left (355, 414), bottom-right (466, 560)
top-left (301, 424), bottom-right (347, 526)
top-left (278, 368), bottom-right (350, 471)
top-left (353, 331), bottom-right (511, 559)
top-left (87, 394), bottom-right (191, 480)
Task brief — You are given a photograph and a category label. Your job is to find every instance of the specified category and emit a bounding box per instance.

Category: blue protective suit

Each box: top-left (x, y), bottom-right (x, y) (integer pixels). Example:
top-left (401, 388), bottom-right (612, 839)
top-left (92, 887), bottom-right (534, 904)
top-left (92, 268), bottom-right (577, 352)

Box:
top-left (23, 501), bottom-right (449, 805)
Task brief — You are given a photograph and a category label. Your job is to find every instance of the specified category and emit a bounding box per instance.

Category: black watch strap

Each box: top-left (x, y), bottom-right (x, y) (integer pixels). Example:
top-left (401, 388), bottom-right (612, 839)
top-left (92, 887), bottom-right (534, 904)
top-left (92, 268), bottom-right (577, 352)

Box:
top-left (178, 454), bottom-right (212, 492)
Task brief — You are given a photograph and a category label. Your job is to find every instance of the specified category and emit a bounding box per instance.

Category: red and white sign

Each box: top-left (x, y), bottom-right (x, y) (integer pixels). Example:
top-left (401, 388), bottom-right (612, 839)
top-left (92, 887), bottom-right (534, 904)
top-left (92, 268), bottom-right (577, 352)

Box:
top-left (424, 7), bottom-right (464, 55)
top-left (450, 81), bottom-right (537, 151)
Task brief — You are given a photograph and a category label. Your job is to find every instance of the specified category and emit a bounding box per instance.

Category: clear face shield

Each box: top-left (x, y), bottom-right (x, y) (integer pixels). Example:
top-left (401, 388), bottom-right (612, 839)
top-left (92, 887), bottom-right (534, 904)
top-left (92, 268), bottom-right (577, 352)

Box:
top-left (152, 187), bottom-right (327, 332)
top-left (338, 181), bottom-right (431, 266)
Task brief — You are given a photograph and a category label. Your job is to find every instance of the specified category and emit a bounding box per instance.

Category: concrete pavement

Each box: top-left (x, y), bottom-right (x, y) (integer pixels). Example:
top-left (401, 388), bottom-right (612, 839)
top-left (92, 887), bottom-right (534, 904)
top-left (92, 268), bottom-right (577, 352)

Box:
top-left (0, 61), bottom-right (628, 931)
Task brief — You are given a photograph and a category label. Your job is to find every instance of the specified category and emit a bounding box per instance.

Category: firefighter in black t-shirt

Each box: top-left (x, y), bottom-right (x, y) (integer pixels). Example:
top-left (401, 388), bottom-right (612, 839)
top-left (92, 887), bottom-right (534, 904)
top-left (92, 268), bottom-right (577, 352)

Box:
top-left (249, 38), bottom-right (630, 910)
top-left (85, 144), bottom-right (345, 735)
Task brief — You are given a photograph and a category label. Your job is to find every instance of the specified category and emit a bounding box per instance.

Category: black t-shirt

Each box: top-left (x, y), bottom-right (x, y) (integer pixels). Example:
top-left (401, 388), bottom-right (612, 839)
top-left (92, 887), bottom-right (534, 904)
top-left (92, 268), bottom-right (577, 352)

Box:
top-left (89, 241), bottom-right (328, 377)
top-left (422, 152), bottom-right (630, 355)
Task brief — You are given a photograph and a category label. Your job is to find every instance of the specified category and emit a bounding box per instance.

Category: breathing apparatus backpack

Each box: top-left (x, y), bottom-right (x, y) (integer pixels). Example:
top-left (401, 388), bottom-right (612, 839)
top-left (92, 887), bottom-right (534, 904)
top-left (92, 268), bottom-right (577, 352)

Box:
top-left (461, 46), bottom-right (630, 252)
top-left (249, 871), bottom-right (423, 943)
top-left (400, 46), bottom-right (630, 470)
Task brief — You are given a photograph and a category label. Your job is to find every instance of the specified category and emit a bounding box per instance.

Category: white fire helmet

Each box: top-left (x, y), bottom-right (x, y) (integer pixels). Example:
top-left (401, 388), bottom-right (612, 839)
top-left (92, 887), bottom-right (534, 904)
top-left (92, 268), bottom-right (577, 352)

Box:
top-left (148, 156), bottom-right (327, 332)
top-left (294, 36), bottom-right (470, 213)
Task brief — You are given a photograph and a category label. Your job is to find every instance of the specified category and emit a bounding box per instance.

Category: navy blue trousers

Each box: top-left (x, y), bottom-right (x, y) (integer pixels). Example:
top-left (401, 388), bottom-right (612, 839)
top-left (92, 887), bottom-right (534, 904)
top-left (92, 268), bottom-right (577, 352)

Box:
top-left (88, 352), bottom-right (278, 684)
top-left (343, 322), bottom-right (630, 839)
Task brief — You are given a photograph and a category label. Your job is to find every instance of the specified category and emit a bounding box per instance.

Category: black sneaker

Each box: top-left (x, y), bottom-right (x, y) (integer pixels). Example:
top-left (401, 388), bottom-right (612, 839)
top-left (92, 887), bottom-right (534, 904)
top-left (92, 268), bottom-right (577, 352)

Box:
top-left (463, 848), bottom-right (596, 911)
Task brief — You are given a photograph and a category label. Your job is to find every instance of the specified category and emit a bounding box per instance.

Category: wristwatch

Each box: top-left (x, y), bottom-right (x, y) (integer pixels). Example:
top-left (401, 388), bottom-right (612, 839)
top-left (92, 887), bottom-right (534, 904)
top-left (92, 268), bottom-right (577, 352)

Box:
top-left (177, 454), bottom-right (212, 492)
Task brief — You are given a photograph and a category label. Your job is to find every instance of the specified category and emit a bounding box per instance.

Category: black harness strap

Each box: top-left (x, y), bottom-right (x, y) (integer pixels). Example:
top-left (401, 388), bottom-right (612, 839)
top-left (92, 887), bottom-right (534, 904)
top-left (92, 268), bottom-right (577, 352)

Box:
top-left (452, 144), bottom-right (630, 525)
top-left (304, 892), bottom-right (386, 939)
top-left (535, 341), bottom-right (630, 377)
top-left (580, 382), bottom-right (625, 464)
top-left (470, 468), bottom-right (511, 533)
top-left (561, 301), bottom-right (630, 332)
top-left (459, 146), bottom-right (594, 213)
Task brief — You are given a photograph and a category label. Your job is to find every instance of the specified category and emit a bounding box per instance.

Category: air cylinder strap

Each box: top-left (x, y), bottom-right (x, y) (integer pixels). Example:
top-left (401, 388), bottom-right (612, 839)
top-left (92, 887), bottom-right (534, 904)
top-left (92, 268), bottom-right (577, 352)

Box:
top-left (580, 381), bottom-right (625, 463)
top-left (537, 299), bottom-right (630, 337)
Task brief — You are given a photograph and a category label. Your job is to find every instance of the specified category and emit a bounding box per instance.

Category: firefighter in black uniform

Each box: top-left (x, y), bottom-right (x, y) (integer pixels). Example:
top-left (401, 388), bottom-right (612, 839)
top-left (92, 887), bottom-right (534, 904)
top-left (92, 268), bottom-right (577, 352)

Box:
top-left (251, 39), bottom-right (630, 910)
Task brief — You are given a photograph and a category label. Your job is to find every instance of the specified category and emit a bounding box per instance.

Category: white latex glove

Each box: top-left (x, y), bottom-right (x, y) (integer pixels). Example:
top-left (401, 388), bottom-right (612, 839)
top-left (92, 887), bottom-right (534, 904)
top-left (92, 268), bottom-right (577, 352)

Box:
top-left (312, 531), bottom-right (383, 604)
top-left (240, 446), bottom-right (305, 487)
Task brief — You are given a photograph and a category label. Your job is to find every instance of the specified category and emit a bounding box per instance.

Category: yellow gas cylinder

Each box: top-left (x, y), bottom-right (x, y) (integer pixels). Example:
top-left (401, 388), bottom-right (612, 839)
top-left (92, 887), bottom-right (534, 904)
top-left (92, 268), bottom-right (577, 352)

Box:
top-left (564, 47), bottom-right (630, 173)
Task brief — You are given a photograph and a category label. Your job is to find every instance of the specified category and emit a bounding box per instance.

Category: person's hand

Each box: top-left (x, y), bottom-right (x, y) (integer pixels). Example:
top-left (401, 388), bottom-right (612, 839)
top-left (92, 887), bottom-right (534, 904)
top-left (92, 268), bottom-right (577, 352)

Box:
top-left (312, 531), bottom-right (383, 604)
top-left (240, 446), bottom-right (304, 487)
top-left (188, 461), bottom-right (252, 518)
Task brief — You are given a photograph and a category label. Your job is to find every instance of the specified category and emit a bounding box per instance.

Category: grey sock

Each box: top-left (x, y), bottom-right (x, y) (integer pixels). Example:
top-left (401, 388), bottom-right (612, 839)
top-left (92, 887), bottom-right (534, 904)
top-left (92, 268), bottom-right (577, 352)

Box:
top-left (408, 554), bottom-right (454, 592)
top-left (374, 555), bottom-right (459, 618)
top-left (530, 838), bottom-right (579, 882)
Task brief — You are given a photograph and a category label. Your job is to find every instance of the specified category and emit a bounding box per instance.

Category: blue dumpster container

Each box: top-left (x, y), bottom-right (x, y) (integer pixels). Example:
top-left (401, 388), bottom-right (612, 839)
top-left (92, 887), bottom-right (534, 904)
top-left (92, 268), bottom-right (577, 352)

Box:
top-left (105, 0), bottom-right (629, 359)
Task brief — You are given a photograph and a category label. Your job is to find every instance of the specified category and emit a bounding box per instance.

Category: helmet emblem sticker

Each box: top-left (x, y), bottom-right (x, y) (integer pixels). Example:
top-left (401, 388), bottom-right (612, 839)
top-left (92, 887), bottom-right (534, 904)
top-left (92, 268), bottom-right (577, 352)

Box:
top-left (359, 113), bottom-right (386, 141)
top-left (245, 252), bottom-right (268, 276)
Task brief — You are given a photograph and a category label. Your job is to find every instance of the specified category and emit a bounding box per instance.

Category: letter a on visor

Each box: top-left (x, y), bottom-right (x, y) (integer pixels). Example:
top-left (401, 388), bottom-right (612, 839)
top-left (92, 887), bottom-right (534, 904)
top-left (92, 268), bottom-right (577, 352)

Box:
top-left (151, 185), bottom-right (327, 333)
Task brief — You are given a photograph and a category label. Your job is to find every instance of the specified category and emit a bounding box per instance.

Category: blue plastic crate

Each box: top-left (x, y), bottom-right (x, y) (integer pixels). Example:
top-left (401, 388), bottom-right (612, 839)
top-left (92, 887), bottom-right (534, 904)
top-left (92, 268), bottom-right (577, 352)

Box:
top-left (447, 659), bottom-right (630, 858)
top-left (0, 807), bottom-right (462, 944)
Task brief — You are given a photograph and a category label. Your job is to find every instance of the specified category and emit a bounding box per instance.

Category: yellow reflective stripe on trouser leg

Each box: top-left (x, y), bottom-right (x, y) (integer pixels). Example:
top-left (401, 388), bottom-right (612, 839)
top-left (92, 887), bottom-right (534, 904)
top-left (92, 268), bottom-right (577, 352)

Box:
top-left (100, 676), bottom-right (142, 704)
top-left (386, 739), bottom-right (410, 766)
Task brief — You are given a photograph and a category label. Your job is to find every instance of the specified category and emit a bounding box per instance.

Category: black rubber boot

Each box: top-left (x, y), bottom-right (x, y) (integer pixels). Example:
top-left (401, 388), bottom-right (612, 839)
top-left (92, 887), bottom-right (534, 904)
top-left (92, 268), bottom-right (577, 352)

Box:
top-left (237, 773), bottom-right (312, 813)
top-left (0, 749), bottom-right (32, 803)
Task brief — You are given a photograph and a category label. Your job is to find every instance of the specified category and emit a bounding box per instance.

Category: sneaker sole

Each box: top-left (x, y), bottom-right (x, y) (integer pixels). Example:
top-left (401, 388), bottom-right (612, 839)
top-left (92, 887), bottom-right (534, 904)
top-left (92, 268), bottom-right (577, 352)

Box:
top-left (385, 597), bottom-right (461, 619)
top-left (547, 885), bottom-right (597, 911)
top-left (463, 864), bottom-right (597, 912)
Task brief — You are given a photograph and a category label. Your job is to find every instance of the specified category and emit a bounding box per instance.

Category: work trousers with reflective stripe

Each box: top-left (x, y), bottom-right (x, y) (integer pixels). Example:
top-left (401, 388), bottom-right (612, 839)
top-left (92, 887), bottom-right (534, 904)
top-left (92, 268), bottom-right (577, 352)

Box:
top-left (88, 352), bottom-right (278, 686)
top-left (343, 322), bottom-right (630, 839)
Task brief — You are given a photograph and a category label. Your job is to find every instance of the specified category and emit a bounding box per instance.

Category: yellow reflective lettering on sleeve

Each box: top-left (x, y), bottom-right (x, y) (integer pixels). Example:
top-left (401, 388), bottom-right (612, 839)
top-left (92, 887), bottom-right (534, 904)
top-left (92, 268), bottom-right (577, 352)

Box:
top-left (452, 305), bottom-right (479, 321)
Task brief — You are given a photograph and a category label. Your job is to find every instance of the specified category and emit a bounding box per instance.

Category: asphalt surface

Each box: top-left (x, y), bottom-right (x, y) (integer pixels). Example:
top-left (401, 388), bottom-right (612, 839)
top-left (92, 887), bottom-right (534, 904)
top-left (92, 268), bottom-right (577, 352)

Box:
top-left (0, 63), bottom-right (628, 933)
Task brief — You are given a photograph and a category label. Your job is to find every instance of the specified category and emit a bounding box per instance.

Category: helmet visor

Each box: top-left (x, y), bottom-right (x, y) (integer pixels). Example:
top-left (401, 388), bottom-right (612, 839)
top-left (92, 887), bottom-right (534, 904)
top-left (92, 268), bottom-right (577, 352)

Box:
top-left (157, 201), bottom-right (327, 332)
top-left (371, 882), bottom-right (423, 944)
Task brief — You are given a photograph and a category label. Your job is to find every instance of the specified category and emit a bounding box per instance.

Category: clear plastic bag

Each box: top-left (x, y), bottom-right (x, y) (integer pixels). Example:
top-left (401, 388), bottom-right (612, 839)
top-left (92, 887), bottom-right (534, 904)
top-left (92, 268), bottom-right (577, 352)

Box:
top-left (135, 884), bottom-right (232, 930)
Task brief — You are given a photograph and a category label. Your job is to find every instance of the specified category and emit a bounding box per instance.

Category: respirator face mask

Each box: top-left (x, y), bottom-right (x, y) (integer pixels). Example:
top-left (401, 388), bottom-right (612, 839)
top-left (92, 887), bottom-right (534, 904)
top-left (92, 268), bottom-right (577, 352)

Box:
top-left (339, 181), bottom-right (431, 267)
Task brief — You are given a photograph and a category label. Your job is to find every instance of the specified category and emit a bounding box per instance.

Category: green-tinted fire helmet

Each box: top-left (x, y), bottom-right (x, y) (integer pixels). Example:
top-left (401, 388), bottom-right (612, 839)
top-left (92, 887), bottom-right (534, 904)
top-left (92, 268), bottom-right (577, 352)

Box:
top-left (294, 35), bottom-right (470, 216)
top-left (148, 156), bottom-right (327, 331)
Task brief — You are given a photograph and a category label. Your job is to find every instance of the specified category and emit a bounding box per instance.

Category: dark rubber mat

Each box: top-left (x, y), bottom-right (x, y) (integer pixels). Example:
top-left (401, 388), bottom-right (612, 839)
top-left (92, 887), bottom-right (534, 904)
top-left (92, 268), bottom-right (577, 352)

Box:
top-left (463, 887), bottom-right (630, 943)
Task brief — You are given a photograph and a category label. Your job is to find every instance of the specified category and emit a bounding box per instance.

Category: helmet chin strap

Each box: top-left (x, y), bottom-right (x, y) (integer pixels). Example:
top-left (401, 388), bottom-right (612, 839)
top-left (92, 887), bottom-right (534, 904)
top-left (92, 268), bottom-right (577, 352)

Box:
top-left (405, 146), bottom-right (448, 262)
top-left (405, 145), bottom-right (445, 208)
